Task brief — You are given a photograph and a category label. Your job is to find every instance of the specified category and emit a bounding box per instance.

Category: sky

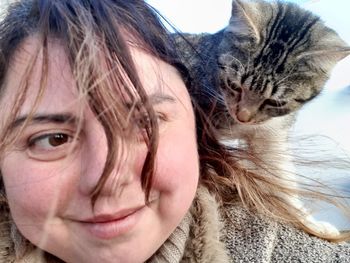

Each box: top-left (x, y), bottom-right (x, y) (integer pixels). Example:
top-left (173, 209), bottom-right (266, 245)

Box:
top-left (147, 0), bottom-right (350, 92)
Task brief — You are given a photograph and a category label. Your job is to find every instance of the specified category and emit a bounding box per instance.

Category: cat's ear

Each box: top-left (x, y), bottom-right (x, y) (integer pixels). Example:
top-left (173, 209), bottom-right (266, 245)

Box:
top-left (225, 0), bottom-right (265, 44)
top-left (296, 47), bottom-right (350, 62)
top-left (296, 29), bottom-right (350, 72)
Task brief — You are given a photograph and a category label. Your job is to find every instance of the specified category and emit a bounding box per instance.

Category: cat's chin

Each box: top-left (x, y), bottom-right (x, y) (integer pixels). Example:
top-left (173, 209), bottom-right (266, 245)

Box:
top-left (232, 116), bottom-right (265, 126)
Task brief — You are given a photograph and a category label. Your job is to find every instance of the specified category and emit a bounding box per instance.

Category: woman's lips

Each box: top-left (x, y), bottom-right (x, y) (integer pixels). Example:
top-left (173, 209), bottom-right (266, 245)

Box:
top-left (78, 206), bottom-right (145, 239)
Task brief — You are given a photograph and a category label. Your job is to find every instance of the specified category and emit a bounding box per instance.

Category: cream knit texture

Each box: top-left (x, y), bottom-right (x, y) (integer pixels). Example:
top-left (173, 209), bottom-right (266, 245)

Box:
top-left (1, 185), bottom-right (350, 262)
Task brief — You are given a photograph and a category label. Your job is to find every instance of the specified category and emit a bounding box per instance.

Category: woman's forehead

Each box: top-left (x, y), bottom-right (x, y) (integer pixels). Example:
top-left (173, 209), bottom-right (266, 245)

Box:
top-left (1, 36), bottom-right (190, 118)
top-left (2, 37), bottom-right (77, 116)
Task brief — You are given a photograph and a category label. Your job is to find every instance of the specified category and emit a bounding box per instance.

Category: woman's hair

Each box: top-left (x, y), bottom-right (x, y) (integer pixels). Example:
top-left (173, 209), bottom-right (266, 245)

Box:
top-left (0, 2), bottom-right (348, 259)
top-left (0, 0), bottom-right (187, 202)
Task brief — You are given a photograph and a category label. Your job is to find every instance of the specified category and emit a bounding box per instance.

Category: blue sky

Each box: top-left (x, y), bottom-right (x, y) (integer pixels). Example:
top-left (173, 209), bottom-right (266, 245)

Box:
top-left (147, 0), bottom-right (350, 91)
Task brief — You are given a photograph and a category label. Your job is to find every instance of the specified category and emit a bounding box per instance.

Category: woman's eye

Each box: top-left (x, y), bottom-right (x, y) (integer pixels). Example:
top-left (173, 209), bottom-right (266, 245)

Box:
top-left (29, 133), bottom-right (69, 148)
top-left (135, 113), bottom-right (166, 130)
top-left (136, 115), bottom-right (151, 129)
top-left (27, 132), bottom-right (76, 161)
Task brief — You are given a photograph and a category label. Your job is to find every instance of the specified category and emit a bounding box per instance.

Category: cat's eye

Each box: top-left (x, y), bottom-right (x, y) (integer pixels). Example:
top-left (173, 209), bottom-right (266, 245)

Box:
top-left (265, 107), bottom-right (291, 117)
top-left (220, 73), bottom-right (242, 94)
top-left (262, 99), bottom-right (287, 107)
top-left (27, 132), bottom-right (76, 161)
top-left (231, 85), bottom-right (242, 93)
top-left (226, 81), bottom-right (242, 94)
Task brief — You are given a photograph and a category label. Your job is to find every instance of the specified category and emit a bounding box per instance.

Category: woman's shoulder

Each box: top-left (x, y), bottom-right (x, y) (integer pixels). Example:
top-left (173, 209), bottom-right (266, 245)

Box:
top-left (221, 204), bottom-right (350, 263)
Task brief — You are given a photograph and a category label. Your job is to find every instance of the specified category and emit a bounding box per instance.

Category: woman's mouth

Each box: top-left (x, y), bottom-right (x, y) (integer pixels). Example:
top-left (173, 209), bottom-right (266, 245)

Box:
top-left (78, 206), bottom-right (145, 239)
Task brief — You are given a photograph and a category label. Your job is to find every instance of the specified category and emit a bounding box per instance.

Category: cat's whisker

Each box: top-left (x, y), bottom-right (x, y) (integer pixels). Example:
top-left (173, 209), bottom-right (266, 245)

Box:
top-left (276, 72), bottom-right (293, 85)
top-left (235, 59), bottom-right (245, 73)
top-left (222, 54), bottom-right (245, 73)
top-left (207, 88), bottom-right (226, 104)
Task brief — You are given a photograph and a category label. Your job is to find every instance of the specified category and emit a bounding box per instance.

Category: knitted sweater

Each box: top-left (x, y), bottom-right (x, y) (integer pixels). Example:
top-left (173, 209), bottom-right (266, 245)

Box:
top-left (1, 186), bottom-right (350, 262)
top-left (149, 186), bottom-right (350, 263)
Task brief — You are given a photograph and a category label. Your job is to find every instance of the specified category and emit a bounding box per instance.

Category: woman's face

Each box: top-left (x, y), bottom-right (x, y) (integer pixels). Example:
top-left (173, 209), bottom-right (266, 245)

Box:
top-left (0, 38), bottom-right (199, 262)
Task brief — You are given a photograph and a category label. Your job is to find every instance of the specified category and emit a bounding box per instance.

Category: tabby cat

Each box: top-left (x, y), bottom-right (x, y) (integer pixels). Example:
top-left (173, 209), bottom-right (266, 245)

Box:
top-left (175, 0), bottom-right (350, 234)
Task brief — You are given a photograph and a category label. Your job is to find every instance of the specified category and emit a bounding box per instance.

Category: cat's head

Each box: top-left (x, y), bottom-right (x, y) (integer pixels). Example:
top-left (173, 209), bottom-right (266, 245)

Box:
top-left (218, 0), bottom-right (350, 124)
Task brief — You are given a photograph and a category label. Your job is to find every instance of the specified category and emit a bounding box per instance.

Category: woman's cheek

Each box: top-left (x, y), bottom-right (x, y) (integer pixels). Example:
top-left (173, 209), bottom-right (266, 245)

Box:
top-left (1, 153), bottom-right (78, 221)
top-left (152, 125), bottom-right (199, 192)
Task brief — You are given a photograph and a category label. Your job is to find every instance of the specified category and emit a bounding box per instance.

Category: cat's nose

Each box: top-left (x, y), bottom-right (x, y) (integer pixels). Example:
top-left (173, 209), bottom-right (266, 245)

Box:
top-left (236, 108), bottom-right (252, 123)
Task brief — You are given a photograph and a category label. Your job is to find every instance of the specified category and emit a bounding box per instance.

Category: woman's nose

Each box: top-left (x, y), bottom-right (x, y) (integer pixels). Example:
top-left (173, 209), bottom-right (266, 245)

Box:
top-left (78, 121), bottom-right (109, 195)
top-left (77, 117), bottom-right (146, 197)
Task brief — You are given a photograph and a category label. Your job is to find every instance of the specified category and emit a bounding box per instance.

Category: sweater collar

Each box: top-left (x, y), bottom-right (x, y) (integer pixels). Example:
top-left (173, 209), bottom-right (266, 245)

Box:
top-left (148, 185), bottom-right (230, 263)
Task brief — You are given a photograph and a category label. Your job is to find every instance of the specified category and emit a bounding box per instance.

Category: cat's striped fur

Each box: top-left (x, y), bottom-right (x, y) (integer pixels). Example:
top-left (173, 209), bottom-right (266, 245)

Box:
top-left (175, 0), bottom-right (350, 235)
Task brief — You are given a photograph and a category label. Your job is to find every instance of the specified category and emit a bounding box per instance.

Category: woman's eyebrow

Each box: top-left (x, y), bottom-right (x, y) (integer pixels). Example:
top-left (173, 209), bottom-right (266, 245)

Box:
top-left (10, 113), bottom-right (78, 130)
top-left (9, 95), bottom-right (175, 129)
top-left (126, 93), bottom-right (176, 108)
top-left (148, 93), bottom-right (176, 104)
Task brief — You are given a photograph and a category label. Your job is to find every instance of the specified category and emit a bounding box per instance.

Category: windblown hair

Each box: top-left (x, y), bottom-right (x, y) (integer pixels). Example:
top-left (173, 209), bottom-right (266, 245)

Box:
top-left (175, 0), bottom-right (350, 242)
top-left (0, 0), bottom-right (185, 201)
top-left (0, 1), bottom-right (348, 261)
